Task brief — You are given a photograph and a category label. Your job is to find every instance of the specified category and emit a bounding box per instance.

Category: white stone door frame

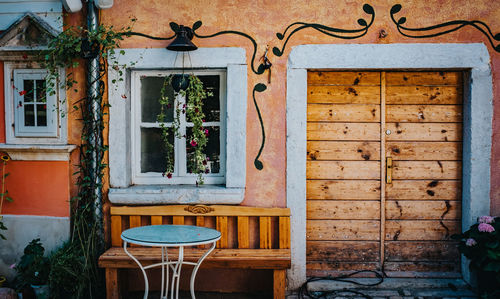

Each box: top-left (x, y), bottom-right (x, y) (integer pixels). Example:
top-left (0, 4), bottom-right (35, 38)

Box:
top-left (286, 43), bottom-right (492, 290)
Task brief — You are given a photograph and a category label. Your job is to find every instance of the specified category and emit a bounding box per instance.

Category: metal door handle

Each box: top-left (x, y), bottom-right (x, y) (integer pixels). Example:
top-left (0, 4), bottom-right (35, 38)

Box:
top-left (386, 157), bottom-right (392, 184)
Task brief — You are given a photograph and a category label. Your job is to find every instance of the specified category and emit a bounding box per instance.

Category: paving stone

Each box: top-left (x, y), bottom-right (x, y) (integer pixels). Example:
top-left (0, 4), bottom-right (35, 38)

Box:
top-left (412, 289), bottom-right (476, 297)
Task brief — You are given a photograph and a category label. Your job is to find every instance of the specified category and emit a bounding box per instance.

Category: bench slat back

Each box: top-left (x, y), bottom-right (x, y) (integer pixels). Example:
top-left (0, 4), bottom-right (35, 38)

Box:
top-left (109, 205), bottom-right (291, 250)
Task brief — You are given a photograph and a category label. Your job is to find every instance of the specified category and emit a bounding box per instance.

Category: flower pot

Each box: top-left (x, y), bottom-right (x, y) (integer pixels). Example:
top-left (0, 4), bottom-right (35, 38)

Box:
top-left (476, 270), bottom-right (499, 297)
top-left (171, 74), bottom-right (189, 92)
top-left (30, 284), bottom-right (49, 299)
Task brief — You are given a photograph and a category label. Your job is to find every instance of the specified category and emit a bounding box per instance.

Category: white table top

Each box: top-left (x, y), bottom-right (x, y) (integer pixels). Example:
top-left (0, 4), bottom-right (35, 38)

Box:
top-left (121, 224), bottom-right (221, 247)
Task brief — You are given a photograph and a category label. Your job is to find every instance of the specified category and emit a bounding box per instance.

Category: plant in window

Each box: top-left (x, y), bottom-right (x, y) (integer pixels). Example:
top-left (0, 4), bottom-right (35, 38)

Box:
top-left (157, 74), bottom-right (212, 184)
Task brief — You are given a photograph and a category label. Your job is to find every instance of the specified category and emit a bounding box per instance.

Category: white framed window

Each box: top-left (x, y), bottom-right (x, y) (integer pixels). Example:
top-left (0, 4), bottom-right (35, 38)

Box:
top-left (13, 69), bottom-right (57, 137)
top-left (3, 62), bottom-right (67, 145)
top-left (108, 48), bottom-right (247, 205)
top-left (132, 70), bottom-right (227, 185)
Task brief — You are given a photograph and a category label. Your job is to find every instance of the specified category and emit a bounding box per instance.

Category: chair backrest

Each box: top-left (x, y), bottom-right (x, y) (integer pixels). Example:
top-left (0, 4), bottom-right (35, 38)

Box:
top-left (109, 205), bottom-right (291, 249)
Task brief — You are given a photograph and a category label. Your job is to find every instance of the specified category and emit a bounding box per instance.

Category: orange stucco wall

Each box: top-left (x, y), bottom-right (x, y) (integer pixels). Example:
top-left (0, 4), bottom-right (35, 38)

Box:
top-left (99, 0), bottom-right (500, 213)
top-left (1, 161), bottom-right (70, 217)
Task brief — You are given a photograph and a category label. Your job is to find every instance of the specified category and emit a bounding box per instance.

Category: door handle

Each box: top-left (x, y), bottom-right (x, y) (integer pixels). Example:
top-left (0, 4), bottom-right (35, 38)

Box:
top-left (386, 157), bottom-right (393, 184)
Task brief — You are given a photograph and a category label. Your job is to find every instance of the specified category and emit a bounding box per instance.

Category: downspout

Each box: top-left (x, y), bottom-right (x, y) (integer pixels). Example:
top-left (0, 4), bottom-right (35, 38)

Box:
top-left (87, 0), bottom-right (104, 244)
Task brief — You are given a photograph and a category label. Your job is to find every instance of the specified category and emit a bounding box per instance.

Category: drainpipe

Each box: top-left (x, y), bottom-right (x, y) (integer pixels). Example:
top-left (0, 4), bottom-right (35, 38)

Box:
top-left (87, 0), bottom-right (104, 245)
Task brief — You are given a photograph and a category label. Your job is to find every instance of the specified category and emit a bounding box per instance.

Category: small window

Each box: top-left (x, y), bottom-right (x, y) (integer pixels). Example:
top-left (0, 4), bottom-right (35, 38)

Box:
top-left (13, 69), bottom-right (57, 137)
top-left (132, 70), bottom-right (227, 185)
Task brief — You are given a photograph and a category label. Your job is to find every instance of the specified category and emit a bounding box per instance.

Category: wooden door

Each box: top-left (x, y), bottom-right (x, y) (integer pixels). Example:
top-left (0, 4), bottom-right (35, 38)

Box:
top-left (306, 71), bottom-right (462, 278)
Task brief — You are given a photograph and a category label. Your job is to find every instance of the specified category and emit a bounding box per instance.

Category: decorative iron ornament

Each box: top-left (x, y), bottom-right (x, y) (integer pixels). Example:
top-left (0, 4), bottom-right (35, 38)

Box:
top-left (253, 83), bottom-right (267, 170)
top-left (390, 4), bottom-right (500, 52)
top-left (273, 4), bottom-right (375, 57)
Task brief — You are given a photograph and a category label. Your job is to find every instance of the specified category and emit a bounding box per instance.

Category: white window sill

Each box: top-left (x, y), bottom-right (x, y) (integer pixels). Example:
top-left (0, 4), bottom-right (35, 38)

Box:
top-left (108, 185), bottom-right (245, 205)
top-left (0, 144), bottom-right (77, 161)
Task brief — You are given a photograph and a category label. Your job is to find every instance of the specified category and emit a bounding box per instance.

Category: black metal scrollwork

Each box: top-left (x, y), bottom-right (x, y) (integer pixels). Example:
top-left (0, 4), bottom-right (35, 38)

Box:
top-left (273, 4), bottom-right (375, 57)
top-left (390, 4), bottom-right (500, 52)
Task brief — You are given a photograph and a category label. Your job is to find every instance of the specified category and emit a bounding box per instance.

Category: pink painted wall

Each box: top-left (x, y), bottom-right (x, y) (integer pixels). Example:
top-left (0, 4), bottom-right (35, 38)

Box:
top-left (101, 0), bottom-right (500, 214)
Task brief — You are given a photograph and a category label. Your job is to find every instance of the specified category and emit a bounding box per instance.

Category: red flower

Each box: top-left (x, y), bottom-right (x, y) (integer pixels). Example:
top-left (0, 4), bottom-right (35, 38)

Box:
top-left (202, 160), bottom-right (207, 165)
top-left (22, 54), bottom-right (28, 59)
top-left (195, 108), bottom-right (199, 113)
top-left (166, 172), bottom-right (172, 179)
top-left (205, 168), bottom-right (210, 174)
top-left (19, 90), bottom-right (27, 96)
top-left (190, 140), bottom-right (197, 147)
top-left (121, 94), bottom-right (127, 99)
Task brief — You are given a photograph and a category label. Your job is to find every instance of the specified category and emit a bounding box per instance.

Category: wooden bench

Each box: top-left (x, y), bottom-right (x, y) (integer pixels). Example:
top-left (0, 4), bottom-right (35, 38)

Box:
top-left (98, 205), bottom-right (291, 298)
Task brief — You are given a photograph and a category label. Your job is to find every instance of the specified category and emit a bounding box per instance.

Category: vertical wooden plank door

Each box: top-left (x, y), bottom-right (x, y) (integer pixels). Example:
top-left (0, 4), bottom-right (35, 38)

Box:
top-left (306, 71), bottom-right (462, 278)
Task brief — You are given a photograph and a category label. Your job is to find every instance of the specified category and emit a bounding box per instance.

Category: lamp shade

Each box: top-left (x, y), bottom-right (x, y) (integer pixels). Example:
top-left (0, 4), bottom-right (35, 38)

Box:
top-left (166, 25), bottom-right (197, 52)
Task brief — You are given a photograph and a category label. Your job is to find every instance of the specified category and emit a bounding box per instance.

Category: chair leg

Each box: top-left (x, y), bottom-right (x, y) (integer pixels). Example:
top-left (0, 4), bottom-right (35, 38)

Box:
top-left (273, 269), bottom-right (286, 299)
top-left (106, 268), bottom-right (121, 299)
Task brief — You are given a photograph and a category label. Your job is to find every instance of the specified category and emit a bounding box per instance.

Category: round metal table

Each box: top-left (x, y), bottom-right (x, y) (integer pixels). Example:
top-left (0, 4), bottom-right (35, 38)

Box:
top-left (121, 225), bottom-right (221, 299)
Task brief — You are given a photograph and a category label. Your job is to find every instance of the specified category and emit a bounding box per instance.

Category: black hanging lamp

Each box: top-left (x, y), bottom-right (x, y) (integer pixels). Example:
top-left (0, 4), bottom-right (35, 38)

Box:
top-left (166, 25), bottom-right (197, 51)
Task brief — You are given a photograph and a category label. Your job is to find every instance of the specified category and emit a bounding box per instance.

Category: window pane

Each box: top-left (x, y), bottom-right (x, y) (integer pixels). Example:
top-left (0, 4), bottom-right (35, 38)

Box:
top-left (141, 76), bottom-right (174, 123)
top-left (23, 80), bottom-right (34, 102)
top-left (141, 128), bottom-right (173, 173)
top-left (187, 75), bottom-right (220, 122)
top-left (186, 126), bottom-right (220, 174)
top-left (24, 104), bottom-right (35, 126)
top-left (37, 104), bottom-right (47, 126)
top-left (35, 80), bottom-right (46, 103)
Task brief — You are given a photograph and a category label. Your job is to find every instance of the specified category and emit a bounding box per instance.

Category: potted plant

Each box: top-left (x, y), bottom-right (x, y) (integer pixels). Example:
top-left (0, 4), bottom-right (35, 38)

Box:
top-left (157, 74), bottom-right (212, 185)
top-left (14, 239), bottom-right (50, 299)
top-left (452, 216), bottom-right (500, 298)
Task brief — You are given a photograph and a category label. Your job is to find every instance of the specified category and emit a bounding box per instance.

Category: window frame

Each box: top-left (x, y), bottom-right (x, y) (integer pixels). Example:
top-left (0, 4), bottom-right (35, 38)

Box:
top-left (108, 48), bottom-right (247, 205)
top-left (13, 69), bottom-right (57, 137)
top-left (131, 69), bottom-right (227, 185)
top-left (3, 62), bottom-right (67, 145)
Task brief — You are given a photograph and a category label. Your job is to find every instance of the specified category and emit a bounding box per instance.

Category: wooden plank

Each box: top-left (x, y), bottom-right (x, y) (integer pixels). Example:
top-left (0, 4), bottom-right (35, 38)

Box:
top-left (307, 141), bottom-right (380, 161)
top-left (307, 180), bottom-right (381, 200)
top-left (383, 261), bottom-right (460, 275)
top-left (306, 161), bottom-right (380, 179)
top-left (306, 261), bottom-right (379, 273)
top-left (386, 86), bottom-right (462, 104)
top-left (307, 122), bottom-right (380, 141)
top-left (260, 217), bottom-right (272, 249)
top-left (386, 72), bottom-right (462, 86)
top-left (307, 241), bottom-right (379, 262)
top-left (196, 216), bottom-right (205, 227)
top-left (105, 268), bottom-right (121, 299)
top-left (307, 104), bottom-right (380, 122)
top-left (386, 180), bottom-right (461, 200)
top-left (99, 247), bottom-right (291, 269)
top-left (307, 200), bottom-right (380, 220)
top-left (385, 241), bottom-right (460, 261)
top-left (129, 216), bottom-right (141, 228)
top-left (380, 71), bottom-right (387, 270)
top-left (386, 200), bottom-right (461, 220)
top-left (386, 105), bottom-right (462, 123)
top-left (237, 216), bottom-right (250, 249)
top-left (307, 85), bottom-right (380, 104)
top-left (172, 216), bottom-right (184, 225)
top-left (111, 216), bottom-right (122, 247)
top-left (279, 217), bottom-right (290, 249)
top-left (307, 220), bottom-right (379, 241)
top-left (110, 205), bottom-right (290, 217)
top-left (308, 71), bottom-right (381, 85)
top-left (385, 220), bottom-right (460, 241)
top-left (392, 161), bottom-right (461, 180)
top-left (216, 216), bottom-right (228, 249)
top-left (150, 216), bottom-right (162, 226)
top-left (385, 123), bottom-right (462, 141)
top-left (386, 142), bottom-right (462, 161)
top-left (273, 269), bottom-right (286, 299)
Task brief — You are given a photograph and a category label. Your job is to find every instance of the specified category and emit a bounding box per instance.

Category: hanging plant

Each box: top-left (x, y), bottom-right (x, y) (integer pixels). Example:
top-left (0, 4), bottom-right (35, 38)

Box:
top-left (157, 74), bottom-right (212, 184)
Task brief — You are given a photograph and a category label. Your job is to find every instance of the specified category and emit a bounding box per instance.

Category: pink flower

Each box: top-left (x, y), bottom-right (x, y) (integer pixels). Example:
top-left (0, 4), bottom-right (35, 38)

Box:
top-left (465, 238), bottom-right (477, 247)
top-left (9, 263), bottom-right (16, 269)
top-left (479, 216), bottom-right (495, 224)
top-left (204, 129), bottom-right (209, 136)
top-left (190, 140), bottom-right (197, 147)
top-left (478, 223), bottom-right (495, 233)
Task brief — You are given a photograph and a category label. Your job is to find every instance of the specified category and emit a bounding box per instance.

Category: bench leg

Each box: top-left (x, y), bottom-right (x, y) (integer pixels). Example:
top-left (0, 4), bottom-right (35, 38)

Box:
top-left (273, 269), bottom-right (286, 299)
top-left (106, 268), bottom-right (121, 299)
